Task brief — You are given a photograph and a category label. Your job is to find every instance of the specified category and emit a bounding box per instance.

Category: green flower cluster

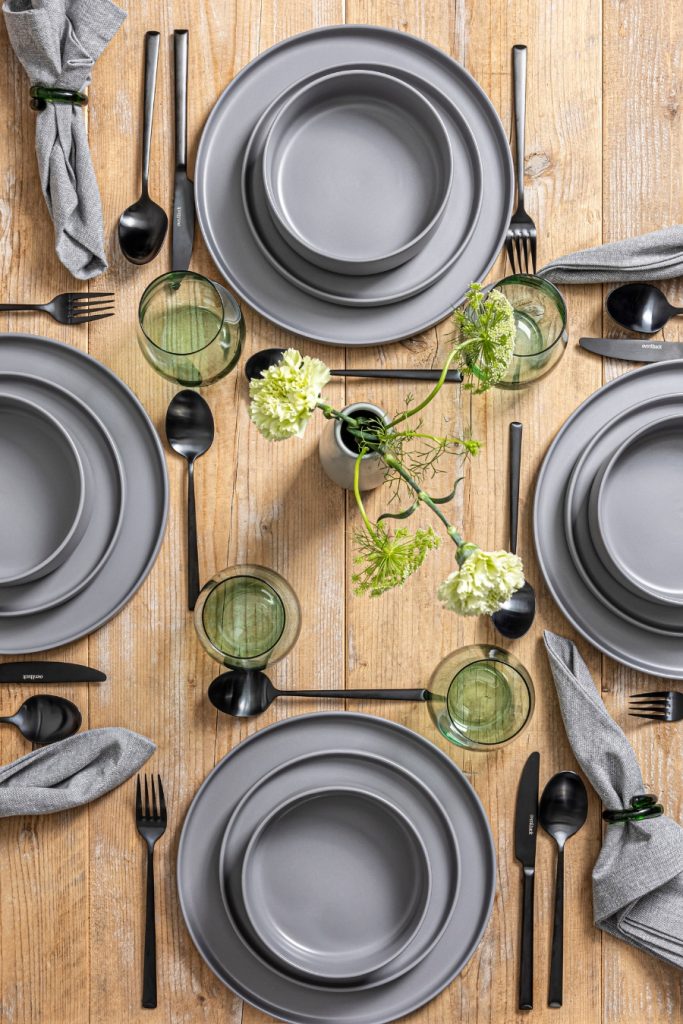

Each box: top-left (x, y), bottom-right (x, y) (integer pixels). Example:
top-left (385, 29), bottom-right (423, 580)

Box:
top-left (249, 348), bottom-right (330, 440)
top-left (353, 524), bottom-right (441, 597)
top-left (453, 283), bottom-right (516, 392)
top-left (437, 545), bottom-right (524, 616)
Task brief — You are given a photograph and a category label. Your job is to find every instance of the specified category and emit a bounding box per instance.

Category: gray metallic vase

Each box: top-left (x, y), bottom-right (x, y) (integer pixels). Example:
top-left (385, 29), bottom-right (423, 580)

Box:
top-left (318, 402), bottom-right (389, 491)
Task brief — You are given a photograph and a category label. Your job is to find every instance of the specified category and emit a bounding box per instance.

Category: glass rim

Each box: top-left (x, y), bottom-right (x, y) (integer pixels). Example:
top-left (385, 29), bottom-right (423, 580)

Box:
top-left (138, 271), bottom-right (225, 356)
top-left (200, 572), bottom-right (286, 664)
top-left (494, 273), bottom-right (568, 357)
top-left (444, 655), bottom-right (534, 749)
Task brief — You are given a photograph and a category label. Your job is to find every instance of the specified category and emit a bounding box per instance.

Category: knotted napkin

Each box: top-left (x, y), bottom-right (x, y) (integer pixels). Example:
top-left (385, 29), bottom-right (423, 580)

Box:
top-left (2, 0), bottom-right (126, 279)
top-left (0, 727), bottom-right (154, 816)
top-left (543, 631), bottom-right (683, 969)
top-left (538, 225), bottom-right (683, 285)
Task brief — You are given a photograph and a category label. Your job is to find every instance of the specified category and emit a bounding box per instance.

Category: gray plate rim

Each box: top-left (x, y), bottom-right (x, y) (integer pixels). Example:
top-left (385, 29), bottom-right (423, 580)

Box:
top-left (178, 712), bottom-right (495, 1024)
top-left (242, 60), bottom-right (483, 308)
top-left (241, 783), bottom-right (433, 982)
top-left (195, 24), bottom-right (512, 345)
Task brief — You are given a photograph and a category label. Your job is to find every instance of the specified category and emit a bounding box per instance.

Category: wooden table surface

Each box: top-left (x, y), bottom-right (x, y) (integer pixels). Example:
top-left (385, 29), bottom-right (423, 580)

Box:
top-left (1, 1), bottom-right (682, 1022)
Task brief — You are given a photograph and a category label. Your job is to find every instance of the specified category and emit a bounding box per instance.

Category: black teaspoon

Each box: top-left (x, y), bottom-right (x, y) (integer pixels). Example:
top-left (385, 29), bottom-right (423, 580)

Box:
top-left (165, 390), bottom-right (215, 610)
top-left (0, 695), bottom-right (82, 744)
top-left (491, 422), bottom-right (536, 639)
top-left (540, 771), bottom-right (588, 1009)
top-left (606, 283), bottom-right (683, 335)
top-left (244, 348), bottom-right (462, 383)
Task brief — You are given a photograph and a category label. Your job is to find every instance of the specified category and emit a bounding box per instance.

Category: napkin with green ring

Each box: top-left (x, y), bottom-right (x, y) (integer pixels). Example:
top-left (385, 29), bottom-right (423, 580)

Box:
top-left (543, 630), bottom-right (683, 969)
top-left (538, 226), bottom-right (683, 284)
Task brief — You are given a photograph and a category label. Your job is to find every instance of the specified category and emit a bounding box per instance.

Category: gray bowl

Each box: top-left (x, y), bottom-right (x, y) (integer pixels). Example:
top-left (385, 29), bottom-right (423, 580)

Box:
top-left (262, 69), bottom-right (453, 276)
top-left (0, 393), bottom-right (85, 586)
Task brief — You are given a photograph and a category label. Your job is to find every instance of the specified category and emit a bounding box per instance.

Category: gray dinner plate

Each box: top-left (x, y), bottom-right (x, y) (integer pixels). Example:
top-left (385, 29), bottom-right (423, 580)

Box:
top-left (0, 335), bottom-right (168, 654)
top-left (241, 785), bottom-right (431, 982)
top-left (219, 748), bottom-right (459, 992)
top-left (0, 393), bottom-right (84, 586)
top-left (588, 415), bottom-right (683, 607)
top-left (0, 373), bottom-right (124, 617)
top-left (178, 712), bottom-right (495, 1024)
top-left (565, 394), bottom-right (683, 636)
top-left (243, 61), bottom-right (482, 308)
top-left (534, 359), bottom-right (683, 677)
top-left (195, 25), bottom-right (512, 345)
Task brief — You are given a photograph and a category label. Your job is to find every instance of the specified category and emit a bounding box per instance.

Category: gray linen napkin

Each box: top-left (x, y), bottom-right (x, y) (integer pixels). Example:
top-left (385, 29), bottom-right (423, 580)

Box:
top-left (543, 631), bottom-right (683, 969)
top-left (3, 0), bottom-right (126, 279)
top-left (0, 727), bottom-right (155, 816)
top-left (538, 226), bottom-right (683, 285)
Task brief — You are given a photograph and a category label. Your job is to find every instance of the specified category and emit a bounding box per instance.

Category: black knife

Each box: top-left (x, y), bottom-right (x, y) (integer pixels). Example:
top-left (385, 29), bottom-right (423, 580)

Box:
top-left (579, 337), bottom-right (683, 362)
top-left (171, 29), bottom-right (195, 272)
top-left (0, 662), bottom-right (106, 683)
top-left (515, 751), bottom-right (540, 1010)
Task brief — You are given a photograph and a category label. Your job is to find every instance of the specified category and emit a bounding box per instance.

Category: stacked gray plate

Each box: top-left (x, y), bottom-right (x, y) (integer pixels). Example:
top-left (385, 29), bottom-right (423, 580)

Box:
top-left (195, 25), bottom-right (513, 345)
top-left (0, 334), bottom-right (168, 653)
top-left (178, 712), bottom-right (496, 1024)
top-left (534, 359), bottom-right (683, 678)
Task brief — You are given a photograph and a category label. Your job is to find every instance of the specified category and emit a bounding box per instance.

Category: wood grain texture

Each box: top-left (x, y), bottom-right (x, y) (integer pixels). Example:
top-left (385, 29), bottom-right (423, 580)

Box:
top-left (0, 0), bottom-right (680, 1021)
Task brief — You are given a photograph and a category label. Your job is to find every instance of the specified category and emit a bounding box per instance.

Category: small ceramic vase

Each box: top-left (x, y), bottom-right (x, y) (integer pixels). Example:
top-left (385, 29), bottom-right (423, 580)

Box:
top-left (318, 401), bottom-right (390, 491)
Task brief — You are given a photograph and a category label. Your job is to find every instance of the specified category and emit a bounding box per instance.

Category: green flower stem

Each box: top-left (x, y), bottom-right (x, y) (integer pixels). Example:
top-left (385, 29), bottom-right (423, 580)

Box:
top-left (382, 453), bottom-right (464, 546)
top-left (386, 349), bottom-right (459, 429)
top-left (316, 402), bottom-right (382, 446)
top-left (353, 451), bottom-right (375, 535)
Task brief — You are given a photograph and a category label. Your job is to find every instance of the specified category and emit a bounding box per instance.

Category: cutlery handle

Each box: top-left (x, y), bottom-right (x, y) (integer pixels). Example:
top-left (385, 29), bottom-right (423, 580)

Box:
top-left (512, 44), bottom-right (527, 207)
top-left (548, 847), bottom-right (564, 1008)
top-left (286, 688), bottom-right (429, 701)
top-left (330, 369), bottom-right (462, 383)
top-left (141, 31), bottom-right (160, 194)
top-left (519, 869), bottom-right (535, 1010)
top-left (509, 422), bottom-right (522, 555)
top-left (0, 303), bottom-right (43, 312)
top-left (174, 30), bottom-right (188, 169)
top-left (187, 460), bottom-right (199, 611)
top-left (142, 846), bottom-right (157, 1009)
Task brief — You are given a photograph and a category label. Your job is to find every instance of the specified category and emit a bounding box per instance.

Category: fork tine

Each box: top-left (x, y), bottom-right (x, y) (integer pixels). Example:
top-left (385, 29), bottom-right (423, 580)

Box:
top-left (523, 235), bottom-right (532, 275)
top-left (150, 775), bottom-right (158, 820)
top-left (69, 297), bottom-right (115, 310)
top-left (144, 775), bottom-right (150, 818)
top-left (66, 291), bottom-right (114, 301)
top-left (69, 301), bottom-right (115, 313)
top-left (514, 235), bottom-right (524, 276)
top-left (158, 776), bottom-right (166, 820)
top-left (629, 712), bottom-right (667, 720)
top-left (630, 690), bottom-right (669, 698)
top-left (69, 312), bottom-right (115, 325)
top-left (136, 775), bottom-right (142, 818)
top-left (628, 702), bottom-right (669, 711)
top-left (505, 237), bottom-right (516, 274)
top-left (530, 233), bottom-right (538, 275)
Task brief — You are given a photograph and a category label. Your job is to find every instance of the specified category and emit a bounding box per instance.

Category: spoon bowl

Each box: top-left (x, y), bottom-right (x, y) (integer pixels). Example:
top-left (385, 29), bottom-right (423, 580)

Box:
top-left (606, 283), bottom-right (683, 335)
top-left (0, 694), bottom-right (82, 744)
top-left (118, 196), bottom-right (168, 266)
top-left (492, 422), bottom-right (535, 639)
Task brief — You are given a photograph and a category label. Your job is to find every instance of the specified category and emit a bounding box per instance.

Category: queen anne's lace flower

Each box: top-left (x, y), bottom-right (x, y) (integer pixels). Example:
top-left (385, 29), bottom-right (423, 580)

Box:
top-left (453, 285), bottom-right (516, 392)
top-left (249, 348), bottom-right (330, 441)
top-left (353, 524), bottom-right (440, 597)
top-left (437, 545), bottom-right (524, 616)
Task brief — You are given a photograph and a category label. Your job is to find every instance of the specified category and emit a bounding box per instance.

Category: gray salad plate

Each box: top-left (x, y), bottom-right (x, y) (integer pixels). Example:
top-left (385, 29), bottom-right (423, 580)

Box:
top-left (241, 785), bottom-right (432, 982)
top-left (243, 61), bottom-right (483, 308)
top-left (535, 359), bottom-right (683, 677)
top-left (195, 25), bottom-right (512, 345)
top-left (0, 335), bottom-right (168, 654)
top-left (178, 713), bottom-right (495, 1024)
top-left (0, 373), bottom-right (124, 618)
top-left (219, 747), bottom-right (459, 992)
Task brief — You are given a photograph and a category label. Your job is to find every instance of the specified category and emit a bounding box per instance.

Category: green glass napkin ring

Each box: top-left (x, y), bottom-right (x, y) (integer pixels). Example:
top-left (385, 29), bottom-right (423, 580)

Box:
top-left (602, 793), bottom-right (663, 825)
top-left (30, 86), bottom-right (88, 112)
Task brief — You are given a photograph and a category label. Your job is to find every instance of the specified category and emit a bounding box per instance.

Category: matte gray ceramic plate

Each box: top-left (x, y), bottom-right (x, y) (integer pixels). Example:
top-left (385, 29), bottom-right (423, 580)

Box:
top-left (0, 393), bottom-right (84, 586)
top-left (588, 415), bottom-right (683, 606)
top-left (243, 62), bottom-right (482, 308)
top-left (196, 25), bottom-right (512, 344)
top-left (241, 786), bottom-right (431, 981)
top-left (262, 69), bottom-right (452, 275)
top-left (178, 713), bottom-right (495, 1024)
top-left (219, 748), bottom-right (459, 992)
top-left (0, 373), bottom-right (124, 617)
top-left (534, 360), bottom-right (683, 677)
top-left (0, 335), bottom-right (167, 654)
top-left (565, 394), bottom-right (683, 636)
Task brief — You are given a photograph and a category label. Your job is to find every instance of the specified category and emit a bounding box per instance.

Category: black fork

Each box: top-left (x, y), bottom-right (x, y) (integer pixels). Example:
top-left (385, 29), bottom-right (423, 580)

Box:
top-left (0, 291), bottom-right (114, 325)
top-left (628, 690), bottom-right (683, 722)
top-left (135, 774), bottom-right (167, 1009)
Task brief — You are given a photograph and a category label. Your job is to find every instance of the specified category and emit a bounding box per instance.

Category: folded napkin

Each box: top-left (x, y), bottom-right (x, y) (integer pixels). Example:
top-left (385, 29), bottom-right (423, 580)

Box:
top-left (3, 0), bottom-right (126, 279)
top-left (538, 226), bottom-right (683, 285)
top-left (0, 727), bottom-right (154, 816)
top-left (543, 631), bottom-right (683, 969)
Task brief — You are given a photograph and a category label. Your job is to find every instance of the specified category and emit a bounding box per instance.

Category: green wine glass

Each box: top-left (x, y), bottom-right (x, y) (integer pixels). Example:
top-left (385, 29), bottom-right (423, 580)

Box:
top-left (494, 274), bottom-right (567, 389)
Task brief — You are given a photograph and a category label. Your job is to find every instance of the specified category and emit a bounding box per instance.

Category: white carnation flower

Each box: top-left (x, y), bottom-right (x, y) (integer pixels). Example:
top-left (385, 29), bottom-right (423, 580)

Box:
top-left (249, 348), bottom-right (330, 441)
top-left (438, 545), bottom-right (525, 616)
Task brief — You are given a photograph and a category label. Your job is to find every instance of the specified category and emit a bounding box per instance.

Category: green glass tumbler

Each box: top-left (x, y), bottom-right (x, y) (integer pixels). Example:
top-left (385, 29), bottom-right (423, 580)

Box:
top-left (427, 645), bottom-right (534, 750)
top-left (194, 565), bottom-right (301, 670)
top-left (137, 271), bottom-right (244, 387)
top-left (494, 274), bottom-right (568, 389)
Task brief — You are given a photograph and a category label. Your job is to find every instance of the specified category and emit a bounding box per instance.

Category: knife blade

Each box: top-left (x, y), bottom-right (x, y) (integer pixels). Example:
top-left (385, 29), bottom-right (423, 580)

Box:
top-left (580, 337), bottom-right (683, 362)
top-left (171, 29), bottom-right (195, 272)
top-left (0, 662), bottom-right (106, 683)
top-left (515, 751), bottom-right (540, 1010)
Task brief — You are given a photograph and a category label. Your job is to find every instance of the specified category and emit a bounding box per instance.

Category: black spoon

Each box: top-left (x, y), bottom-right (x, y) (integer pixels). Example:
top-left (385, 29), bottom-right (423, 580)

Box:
top-left (540, 771), bottom-right (588, 1009)
top-left (0, 695), bottom-right (82, 744)
top-left (118, 32), bottom-right (168, 265)
top-left (245, 348), bottom-right (462, 383)
top-left (606, 283), bottom-right (683, 335)
top-left (165, 390), bottom-right (215, 610)
top-left (491, 422), bottom-right (535, 639)
top-left (208, 669), bottom-right (429, 718)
